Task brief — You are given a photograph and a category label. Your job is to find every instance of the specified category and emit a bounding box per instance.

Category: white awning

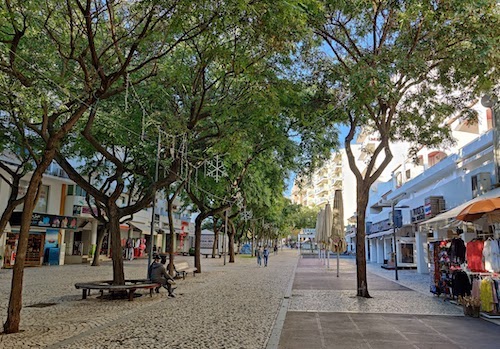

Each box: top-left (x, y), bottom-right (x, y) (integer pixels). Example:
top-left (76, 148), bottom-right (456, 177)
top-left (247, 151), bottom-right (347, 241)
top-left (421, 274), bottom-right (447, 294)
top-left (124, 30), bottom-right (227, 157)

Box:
top-left (128, 221), bottom-right (153, 235)
top-left (422, 187), bottom-right (500, 226)
top-left (366, 229), bottom-right (393, 239)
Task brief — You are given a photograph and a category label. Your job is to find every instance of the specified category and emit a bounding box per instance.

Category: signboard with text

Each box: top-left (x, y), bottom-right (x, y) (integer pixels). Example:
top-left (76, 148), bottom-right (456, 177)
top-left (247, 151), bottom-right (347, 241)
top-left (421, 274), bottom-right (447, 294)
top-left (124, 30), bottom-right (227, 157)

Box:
top-left (10, 211), bottom-right (78, 229)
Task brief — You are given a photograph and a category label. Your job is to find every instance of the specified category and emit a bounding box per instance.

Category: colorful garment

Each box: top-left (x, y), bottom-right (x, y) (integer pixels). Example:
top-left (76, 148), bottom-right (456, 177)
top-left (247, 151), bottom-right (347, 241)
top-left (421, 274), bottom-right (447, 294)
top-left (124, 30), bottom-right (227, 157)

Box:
top-left (480, 278), bottom-right (494, 312)
top-left (466, 240), bottom-right (485, 272)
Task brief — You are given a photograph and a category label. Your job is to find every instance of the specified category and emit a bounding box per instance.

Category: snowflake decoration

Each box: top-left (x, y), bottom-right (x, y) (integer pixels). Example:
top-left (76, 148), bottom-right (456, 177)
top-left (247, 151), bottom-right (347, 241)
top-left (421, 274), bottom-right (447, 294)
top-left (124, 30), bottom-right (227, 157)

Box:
top-left (234, 195), bottom-right (244, 209)
top-left (241, 209), bottom-right (253, 221)
top-left (205, 155), bottom-right (227, 182)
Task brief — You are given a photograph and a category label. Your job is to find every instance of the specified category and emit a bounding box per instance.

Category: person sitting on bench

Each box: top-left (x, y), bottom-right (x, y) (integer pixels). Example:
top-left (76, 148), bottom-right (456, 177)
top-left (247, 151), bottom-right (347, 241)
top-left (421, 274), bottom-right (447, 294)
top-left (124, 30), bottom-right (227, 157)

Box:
top-left (148, 254), bottom-right (176, 298)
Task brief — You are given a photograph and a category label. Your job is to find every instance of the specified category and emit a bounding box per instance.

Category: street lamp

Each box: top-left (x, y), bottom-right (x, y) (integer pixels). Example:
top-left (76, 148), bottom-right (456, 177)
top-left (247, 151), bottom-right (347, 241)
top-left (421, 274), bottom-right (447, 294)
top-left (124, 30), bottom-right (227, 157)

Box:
top-left (374, 192), bottom-right (408, 281)
top-left (481, 94), bottom-right (499, 185)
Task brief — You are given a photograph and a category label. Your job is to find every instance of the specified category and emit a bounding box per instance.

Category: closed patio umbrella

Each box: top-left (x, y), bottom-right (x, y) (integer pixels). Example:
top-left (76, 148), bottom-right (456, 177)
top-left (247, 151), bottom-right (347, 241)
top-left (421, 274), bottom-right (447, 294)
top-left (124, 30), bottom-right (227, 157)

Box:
top-left (331, 190), bottom-right (346, 277)
top-left (323, 203), bottom-right (333, 267)
top-left (314, 209), bottom-right (324, 256)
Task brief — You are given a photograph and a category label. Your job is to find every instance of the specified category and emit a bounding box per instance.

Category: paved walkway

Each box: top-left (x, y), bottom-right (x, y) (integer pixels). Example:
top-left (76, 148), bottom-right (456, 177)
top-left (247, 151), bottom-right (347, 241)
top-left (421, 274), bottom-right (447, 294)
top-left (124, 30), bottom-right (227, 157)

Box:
top-left (0, 251), bottom-right (297, 348)
top-left (1, 251), bottom-right (499, 348)
top-left (277, 255), bottom-right (500, 349)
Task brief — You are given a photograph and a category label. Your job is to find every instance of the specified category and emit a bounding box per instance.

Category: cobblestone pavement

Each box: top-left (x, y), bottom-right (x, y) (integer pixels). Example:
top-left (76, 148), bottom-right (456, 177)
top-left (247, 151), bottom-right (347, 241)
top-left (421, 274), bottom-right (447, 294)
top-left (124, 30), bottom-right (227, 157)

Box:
top-left (0, 250), bottom-right (297, 349)
top-left (278, 255), bottom-right (500, 349)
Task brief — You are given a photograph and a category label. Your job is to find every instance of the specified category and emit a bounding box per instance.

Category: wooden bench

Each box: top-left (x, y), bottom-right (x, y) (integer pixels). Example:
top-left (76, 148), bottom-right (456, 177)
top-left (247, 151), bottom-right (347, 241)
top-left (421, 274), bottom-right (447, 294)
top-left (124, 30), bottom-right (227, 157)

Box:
top-left (75, 279), bottom-right (160, 301)
top-left (175, 261), bottom-right (197, 279)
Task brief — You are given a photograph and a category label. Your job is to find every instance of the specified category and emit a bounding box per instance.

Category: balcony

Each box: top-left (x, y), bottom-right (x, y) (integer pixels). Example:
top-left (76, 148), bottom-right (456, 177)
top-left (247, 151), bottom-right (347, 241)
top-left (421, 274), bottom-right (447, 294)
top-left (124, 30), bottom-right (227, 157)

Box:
top-left (315, 186), bottom-right (328, 195)
top-left (315, 176), bottom-right (329, 185)
top-left (45, 163), bottom-right (69, 179)
top-left (458, 129), bottom-right (493, 162)
top-left (316, 197), bottom-right (328, 206)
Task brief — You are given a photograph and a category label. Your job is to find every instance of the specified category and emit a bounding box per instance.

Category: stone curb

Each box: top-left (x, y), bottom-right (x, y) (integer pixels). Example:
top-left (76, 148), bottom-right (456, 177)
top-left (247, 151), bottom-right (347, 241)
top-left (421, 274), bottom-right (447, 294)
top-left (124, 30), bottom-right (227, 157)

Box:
top-left (264, 253), bottom-right (299, 349)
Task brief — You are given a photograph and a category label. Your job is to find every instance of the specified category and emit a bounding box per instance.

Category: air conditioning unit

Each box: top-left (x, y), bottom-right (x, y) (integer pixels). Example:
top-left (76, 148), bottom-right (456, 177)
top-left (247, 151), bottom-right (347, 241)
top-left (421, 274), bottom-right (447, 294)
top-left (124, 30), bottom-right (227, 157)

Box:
top-left (472, 172), bottom-right (491, 198)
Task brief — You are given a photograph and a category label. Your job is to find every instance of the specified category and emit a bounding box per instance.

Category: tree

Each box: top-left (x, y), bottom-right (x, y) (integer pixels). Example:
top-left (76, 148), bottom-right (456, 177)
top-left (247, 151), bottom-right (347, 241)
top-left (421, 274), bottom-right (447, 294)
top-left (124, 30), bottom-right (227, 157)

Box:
top-left (305, 0), bottom-right (499, 297)
top-left (0, 0), bottom-right (211, 333)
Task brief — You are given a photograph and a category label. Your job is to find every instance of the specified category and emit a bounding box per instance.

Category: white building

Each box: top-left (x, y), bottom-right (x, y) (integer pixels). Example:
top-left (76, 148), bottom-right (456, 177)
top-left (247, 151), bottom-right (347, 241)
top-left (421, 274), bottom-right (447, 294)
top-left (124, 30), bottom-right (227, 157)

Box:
top-left (365, 102), bottom-right (498, 274)
top-left (0, 157), bottom-right (192, 268)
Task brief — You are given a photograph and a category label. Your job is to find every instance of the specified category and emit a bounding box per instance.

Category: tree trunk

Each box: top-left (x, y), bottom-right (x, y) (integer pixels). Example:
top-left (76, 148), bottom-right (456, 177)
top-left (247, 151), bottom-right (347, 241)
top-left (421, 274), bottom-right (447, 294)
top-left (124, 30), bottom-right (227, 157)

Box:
top-left (3, 167), bottom-right (44, 333)
top-left (356, 183), bottom-right (371, 298)
top-left (0, 175), bottom-right (21, 240)
top-left (108, 206), bottom-right (125, 285)
top-left (212, 231), bottom-right (220, 258)
top-left (228, 219), bottom-right (235, 263)
top-left (167, 198), bottom-right (176, 276)
top-left (91, 226), bottom-right (107, 266)
top-left (194, 213), bottom-right (206, 274)
top-left (212, 219), bottom-right (219, 258)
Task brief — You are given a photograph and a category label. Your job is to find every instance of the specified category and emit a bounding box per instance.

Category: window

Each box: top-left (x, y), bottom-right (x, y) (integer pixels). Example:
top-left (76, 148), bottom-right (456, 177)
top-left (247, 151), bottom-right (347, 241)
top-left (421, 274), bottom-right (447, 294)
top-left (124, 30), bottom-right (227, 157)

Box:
top-left (400, 243), bottom-right (414, 264)
top-left (395, 172), bottom-right (402, 188)
top-left (75, 186), bottom-right (86, 197)
top-left (68, 185), bottom-right (86, 197)
top-left (405, 169), bottom-right (411, 180)
top-left (17, 180), bottom-right (49, 213)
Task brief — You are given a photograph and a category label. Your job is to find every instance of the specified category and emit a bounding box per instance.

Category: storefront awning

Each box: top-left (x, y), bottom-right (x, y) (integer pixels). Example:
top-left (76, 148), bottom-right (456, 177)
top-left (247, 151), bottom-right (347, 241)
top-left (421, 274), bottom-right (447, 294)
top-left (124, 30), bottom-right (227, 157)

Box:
top-left (422, 187), bottom-right (500, 226)
top-left (367, 229), bottom-right (393, 239)
top-left (128, 222), bottom-right (153, 235)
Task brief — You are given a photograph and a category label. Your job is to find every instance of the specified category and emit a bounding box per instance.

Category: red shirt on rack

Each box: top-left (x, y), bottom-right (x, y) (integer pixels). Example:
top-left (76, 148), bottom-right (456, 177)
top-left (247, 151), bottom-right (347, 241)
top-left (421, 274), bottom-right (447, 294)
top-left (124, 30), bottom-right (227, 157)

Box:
top-left (466, 240), bottom-right (485, 272)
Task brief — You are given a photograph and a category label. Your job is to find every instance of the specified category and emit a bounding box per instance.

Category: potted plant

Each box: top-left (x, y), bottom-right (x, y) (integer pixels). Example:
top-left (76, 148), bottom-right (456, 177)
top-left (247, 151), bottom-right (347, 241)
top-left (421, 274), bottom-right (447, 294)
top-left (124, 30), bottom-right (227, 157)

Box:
top-left (458, 295), bottom-right (481, 317)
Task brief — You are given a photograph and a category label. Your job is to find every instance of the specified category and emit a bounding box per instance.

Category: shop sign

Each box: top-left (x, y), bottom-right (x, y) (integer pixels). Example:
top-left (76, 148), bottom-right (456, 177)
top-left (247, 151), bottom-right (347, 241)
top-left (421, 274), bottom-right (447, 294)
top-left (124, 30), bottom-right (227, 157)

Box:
top-left (369, 219), bottom-right (391, 234)
top-left (10, 211), bottom-right (78, 229)
top-left (411, 206), bottom-right (426, 223)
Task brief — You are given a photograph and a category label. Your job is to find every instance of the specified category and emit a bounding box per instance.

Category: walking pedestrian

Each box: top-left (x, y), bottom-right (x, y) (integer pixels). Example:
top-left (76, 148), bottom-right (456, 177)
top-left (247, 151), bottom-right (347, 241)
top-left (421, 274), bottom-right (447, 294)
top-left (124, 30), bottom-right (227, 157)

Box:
top-left (263, 245), bottom-right (270, 267)
top-left (273, 244), bottom-right (278, 255)
top-left (256, 246), bottom-right (263, 267)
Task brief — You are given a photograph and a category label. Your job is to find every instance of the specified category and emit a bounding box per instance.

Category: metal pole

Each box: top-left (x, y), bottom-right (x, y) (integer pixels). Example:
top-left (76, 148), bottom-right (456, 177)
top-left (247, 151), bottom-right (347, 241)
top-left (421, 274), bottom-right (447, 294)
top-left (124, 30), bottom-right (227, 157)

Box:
top-left (223, 209), bottom-right (227, 266)
top-left (392, 201), bottom-right (399, 281)
top-left (147, 130), bottom-right (161, 278)
top-left (252, 221), bottom-right (255, 257)
top-left (337, 251), bottom-right (340, 277)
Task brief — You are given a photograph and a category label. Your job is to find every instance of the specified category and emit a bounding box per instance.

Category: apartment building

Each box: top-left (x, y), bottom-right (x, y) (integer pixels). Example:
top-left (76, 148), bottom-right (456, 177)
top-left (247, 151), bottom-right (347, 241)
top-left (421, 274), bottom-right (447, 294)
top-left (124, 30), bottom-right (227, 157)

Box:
top-left (365, 102), bottom-right (498, 273)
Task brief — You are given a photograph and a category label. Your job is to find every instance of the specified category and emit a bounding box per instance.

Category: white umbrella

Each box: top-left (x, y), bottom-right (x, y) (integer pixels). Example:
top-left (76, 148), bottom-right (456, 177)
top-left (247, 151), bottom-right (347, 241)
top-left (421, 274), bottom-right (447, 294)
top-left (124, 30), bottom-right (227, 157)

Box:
top-left (323, 203), bottom-right (333, 267)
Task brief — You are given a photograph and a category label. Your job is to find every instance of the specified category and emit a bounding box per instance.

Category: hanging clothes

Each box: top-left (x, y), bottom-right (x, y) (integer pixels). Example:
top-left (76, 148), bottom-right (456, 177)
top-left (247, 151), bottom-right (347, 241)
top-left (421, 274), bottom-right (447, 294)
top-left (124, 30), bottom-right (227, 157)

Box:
top-left (484, 239), bottom-right (494, 272)
top-left (466, 240), bottom-right (485, 272)
top-left (450, 238), bottom-right (466, 264)
top-left (486, 239), bottom-right (500, 272)
top-left (480, 278), bottom-right (495, 313)
top-left (452, 270), bottom-right (471, 297)
top-left (471, 278), bottom-right (481, 299)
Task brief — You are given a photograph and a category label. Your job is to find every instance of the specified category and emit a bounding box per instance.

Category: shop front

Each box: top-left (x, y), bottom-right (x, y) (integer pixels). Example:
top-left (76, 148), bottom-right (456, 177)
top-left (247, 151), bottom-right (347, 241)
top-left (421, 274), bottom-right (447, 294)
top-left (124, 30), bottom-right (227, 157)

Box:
top-left (4, 212), bottom-right (77, 268)
top-left (417, 189), bottom-right (500, 318)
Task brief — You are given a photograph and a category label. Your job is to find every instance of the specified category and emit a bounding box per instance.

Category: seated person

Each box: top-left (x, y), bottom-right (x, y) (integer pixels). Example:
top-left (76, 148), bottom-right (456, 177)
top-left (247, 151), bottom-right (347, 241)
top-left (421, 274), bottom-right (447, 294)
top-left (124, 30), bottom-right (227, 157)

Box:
top-left (148, 254), bottom-right (176, 297)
